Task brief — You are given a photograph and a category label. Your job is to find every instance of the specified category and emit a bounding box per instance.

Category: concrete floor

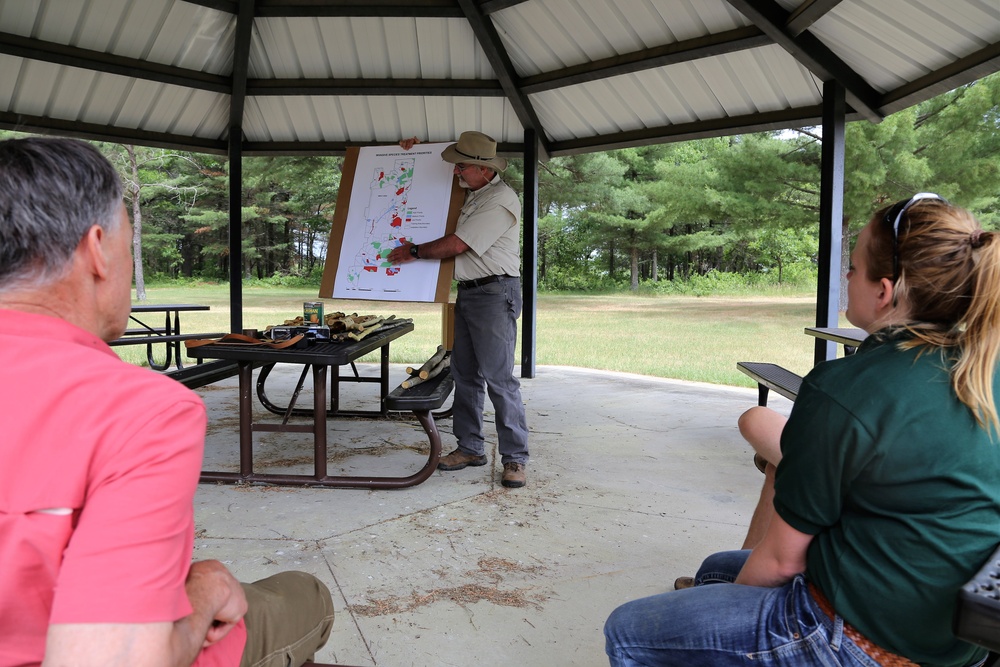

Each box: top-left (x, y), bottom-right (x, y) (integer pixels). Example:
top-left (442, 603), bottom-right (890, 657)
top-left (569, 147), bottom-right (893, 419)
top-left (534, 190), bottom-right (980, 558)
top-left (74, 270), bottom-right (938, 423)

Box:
top-left (192, 363), bottom-right (794, 667)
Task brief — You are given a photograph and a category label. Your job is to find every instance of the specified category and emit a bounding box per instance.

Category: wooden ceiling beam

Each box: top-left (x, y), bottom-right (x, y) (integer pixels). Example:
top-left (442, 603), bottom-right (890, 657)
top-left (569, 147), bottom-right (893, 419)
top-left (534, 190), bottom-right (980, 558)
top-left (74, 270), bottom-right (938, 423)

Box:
top-left (228, 0), bottom-right (255, 132)
top-left (478, 0), bottom-right (528, 15)
top-left (0, 110), bottom-right (227, 154)
top-left (242, 139), bottom-right (524, 156)
top-left (254, 0), bottom-right (464, 18)
top-left (181, 0), bottom-right (239, 13)
top-left (0, 32), bottom-right (229, 94)
top-left (547, 106), bottom-right (865, 157)
top-left (785, 0), bottom-right (843, 37)
top-left (879, 41), bottom-right (1000, 116)
top-left (247, 78), bottom-right (505, 96)
top-left (520, 26), bottom-right (772, 94)
top-left (457, 0), bottom-right (550, 159)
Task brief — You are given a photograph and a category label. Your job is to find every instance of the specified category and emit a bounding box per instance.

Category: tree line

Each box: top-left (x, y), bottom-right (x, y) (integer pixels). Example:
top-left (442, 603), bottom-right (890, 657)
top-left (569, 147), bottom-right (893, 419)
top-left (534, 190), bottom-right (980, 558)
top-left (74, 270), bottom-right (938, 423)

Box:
top-left (6, 73), bottom-right (996, 297)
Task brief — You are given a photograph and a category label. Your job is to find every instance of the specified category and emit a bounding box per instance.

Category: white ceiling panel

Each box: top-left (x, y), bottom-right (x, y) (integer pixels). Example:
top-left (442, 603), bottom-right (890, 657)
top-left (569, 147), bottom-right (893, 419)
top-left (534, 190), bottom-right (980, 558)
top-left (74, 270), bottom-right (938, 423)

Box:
top-left (0, 1), bottom-right (43, 36)
top-left (153, 3), bottom-right (233, 73)
top-left (413, 19), bottom-right (453, 79)
top-left (802, 0), bottom-right (1000, 93)
top-left (632, 72), bottom-right (699, 125)
top-left (0, 0), bottom-right (996, 155)
top-left (168, 89), bottom-right (228, 138)
top-left (0, 53), bottom-right (21, 108)
top-left (495, 0), bottom-right (755, 77)
top-left (531, 89), bottom-right (599, 141)
top-left (246, 96), bottom-right (301, 142)
top-left (251, 16), bottom-right (492, 81)
top-left (47, 65), bottom-right (102, 120)
top-left (9, 59), bottom-right (73, 118)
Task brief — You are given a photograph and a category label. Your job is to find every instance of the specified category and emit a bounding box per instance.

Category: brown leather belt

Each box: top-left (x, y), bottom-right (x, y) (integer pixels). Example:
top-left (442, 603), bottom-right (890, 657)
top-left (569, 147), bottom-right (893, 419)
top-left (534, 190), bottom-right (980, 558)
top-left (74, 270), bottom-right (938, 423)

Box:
top-left (456, 275), bottom-right (511, 289)
top-left (185, 333), bottom-right (304, 349)
top-left (808, 582), bottom-right (917, 667)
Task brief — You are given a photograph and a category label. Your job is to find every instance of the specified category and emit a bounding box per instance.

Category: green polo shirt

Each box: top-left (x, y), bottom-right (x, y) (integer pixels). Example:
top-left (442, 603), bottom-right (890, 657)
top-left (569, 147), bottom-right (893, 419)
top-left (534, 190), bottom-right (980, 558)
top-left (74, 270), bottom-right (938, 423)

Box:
top-left (774, 329), bottom-right (1000, 666)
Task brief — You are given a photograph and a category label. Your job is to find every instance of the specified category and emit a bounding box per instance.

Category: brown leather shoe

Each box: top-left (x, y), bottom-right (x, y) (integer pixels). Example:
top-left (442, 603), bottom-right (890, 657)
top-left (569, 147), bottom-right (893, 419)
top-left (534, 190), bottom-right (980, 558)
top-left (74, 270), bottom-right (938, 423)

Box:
top-left (501, 462), bottom-right (526, 488)
top-left (437, 448), bottom-right (488, 471)
top-left (673, 576), bottom-right (695, 590)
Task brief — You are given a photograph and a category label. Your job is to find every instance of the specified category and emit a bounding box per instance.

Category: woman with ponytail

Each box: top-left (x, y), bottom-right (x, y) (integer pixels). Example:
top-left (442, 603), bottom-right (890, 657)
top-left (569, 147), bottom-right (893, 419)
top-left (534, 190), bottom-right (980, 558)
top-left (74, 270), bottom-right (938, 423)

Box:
top-left (605, 195), bottom-right (1000, 667)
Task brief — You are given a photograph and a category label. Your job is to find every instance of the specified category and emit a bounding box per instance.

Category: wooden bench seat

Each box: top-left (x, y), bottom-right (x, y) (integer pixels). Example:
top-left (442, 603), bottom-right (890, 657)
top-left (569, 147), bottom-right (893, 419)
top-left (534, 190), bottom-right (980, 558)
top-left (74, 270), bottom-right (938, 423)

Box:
top-left (736, 361), bottom-right (803, 406)
top-left (386, 368), bottom-right (454, 413)
top-left (165, 359), bottom-right (242, 390)
top-left (384, 368), bottom-right (455, 484)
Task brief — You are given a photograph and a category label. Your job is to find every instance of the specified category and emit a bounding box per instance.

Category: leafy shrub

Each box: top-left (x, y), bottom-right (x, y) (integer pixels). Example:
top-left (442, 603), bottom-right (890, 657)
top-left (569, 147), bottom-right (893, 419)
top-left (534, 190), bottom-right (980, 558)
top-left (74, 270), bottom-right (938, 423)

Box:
top-left (639, 266), bottom-right (817, 296)
top-left (244, 272), bottom-right (320, 288)
top-left (539, 268), bottom-right (618, 292)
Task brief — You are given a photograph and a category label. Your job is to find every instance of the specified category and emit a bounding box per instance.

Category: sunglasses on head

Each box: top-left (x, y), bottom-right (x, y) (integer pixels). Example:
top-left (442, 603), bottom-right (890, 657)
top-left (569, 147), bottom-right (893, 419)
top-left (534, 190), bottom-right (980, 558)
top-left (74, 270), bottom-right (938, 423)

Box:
top-left (882, 192), bottom-right (948, 282)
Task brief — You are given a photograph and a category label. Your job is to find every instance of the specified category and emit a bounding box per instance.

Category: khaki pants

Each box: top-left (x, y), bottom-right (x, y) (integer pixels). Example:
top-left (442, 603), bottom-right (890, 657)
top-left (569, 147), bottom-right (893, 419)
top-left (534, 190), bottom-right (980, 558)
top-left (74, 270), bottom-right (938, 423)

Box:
top-left (239, 571), bottom-right (334, 667)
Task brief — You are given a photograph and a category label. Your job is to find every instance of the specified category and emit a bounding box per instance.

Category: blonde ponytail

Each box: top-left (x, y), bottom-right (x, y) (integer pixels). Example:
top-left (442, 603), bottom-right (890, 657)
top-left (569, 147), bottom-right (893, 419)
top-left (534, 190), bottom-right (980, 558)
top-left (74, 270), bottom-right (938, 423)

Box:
top-left (868, 201), bottom-right (1000, 435)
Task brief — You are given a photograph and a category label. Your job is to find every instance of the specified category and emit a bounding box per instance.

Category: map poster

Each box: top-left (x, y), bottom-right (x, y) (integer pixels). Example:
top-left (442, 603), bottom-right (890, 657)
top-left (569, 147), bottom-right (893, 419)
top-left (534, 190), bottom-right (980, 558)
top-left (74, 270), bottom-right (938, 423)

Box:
top-left (319, 143), bottom-right (464, 303)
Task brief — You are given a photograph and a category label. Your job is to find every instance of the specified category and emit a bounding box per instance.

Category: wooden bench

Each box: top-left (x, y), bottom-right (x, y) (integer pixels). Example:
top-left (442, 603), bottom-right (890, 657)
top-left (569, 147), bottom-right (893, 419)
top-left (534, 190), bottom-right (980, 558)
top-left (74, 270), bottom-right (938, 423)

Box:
top-left (165, 359), bottom-right (242, 390)
top-left (736, 361), bottom-right (803, 406)
top-left (384, 368), bottom-right (455, 485)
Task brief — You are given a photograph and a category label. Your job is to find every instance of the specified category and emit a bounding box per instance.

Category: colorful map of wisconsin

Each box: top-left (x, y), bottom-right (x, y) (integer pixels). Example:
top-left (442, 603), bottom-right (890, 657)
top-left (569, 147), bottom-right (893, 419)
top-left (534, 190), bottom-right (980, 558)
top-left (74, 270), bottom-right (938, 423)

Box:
top-left (346, 157), bottom-right (415, 286)
top-left (328, 142), bottom-right (452, 303)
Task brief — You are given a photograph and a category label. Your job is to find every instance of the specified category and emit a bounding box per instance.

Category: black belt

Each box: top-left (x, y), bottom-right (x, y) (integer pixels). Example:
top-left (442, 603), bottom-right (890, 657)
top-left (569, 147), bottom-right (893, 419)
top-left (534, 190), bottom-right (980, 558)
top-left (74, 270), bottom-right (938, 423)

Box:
top-left (457, 275), bottom-right (512, 289)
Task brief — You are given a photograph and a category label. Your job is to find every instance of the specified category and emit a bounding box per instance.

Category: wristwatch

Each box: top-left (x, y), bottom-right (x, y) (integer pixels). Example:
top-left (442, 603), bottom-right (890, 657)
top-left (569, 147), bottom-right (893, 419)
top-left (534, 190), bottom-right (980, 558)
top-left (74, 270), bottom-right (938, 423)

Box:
top-left (409, 244), bottom-right (420, 259)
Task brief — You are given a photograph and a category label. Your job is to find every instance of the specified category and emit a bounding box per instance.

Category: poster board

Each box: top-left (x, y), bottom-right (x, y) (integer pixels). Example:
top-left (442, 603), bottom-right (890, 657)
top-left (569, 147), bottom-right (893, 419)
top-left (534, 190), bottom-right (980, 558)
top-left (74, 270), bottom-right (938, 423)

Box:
top-left (319, 143), bottom-right (465, 303)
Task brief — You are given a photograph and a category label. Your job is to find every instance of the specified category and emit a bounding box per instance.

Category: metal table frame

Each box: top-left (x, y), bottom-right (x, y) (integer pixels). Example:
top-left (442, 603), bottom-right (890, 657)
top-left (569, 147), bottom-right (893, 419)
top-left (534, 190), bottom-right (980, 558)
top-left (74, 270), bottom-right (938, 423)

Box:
top-left (255, 356), bottom-right (393, 419)
top-left (112, 304), bottom-right (212, 370)
top-left (187, 323), bottom-right (442, 489)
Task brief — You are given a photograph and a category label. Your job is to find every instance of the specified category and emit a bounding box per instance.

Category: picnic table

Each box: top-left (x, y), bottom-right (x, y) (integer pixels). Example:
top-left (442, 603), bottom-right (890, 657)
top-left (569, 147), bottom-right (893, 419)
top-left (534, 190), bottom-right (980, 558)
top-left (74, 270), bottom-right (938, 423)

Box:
top-left (187, 321), bottom-right (452, 489)
top-left (109, 304), bottom-right (224, 371)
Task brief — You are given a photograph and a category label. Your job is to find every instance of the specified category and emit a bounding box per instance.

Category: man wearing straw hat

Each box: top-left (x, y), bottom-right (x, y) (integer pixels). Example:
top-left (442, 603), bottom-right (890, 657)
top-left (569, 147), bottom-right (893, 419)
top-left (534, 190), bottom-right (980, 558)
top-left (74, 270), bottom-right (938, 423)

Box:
top-left (388, 131), bottom-right (530, 488)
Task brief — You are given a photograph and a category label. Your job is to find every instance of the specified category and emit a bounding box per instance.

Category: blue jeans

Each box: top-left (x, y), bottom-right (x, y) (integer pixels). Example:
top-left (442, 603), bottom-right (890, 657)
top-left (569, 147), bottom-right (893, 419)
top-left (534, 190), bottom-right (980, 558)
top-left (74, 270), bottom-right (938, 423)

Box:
top-left (604, 550), bottom-right (987, 667)
top-left (451, 276), bottom-right (529, 465)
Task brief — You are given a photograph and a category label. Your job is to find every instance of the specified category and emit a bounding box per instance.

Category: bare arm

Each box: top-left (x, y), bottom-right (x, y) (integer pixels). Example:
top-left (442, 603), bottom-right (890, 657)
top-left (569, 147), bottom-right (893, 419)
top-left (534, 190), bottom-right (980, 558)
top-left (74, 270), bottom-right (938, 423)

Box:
top-left (734, 512), bottom-right (813, 587)
top-left (386, 234), bottom-right (470, 265)
top-left (43, 560), bottom-right (247, 667)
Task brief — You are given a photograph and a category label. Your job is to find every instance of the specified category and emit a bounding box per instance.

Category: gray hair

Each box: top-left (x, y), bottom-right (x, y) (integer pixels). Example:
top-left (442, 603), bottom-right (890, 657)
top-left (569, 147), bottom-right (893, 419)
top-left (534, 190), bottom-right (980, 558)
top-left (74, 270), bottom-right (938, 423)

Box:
top-left (0, 137), bottom-right (123, 290)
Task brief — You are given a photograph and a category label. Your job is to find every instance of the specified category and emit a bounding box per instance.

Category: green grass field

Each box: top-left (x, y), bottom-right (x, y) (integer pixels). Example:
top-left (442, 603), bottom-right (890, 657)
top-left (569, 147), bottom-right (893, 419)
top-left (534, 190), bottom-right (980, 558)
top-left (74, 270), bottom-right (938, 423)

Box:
top-left (121, 284), bottom-right (842, 389)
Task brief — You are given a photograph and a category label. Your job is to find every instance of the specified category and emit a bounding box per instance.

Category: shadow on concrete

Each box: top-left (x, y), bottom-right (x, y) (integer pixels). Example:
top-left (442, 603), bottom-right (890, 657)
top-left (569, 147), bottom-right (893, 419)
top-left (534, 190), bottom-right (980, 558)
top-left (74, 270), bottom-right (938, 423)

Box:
top-left (193, 364), bottom-right (793, 667)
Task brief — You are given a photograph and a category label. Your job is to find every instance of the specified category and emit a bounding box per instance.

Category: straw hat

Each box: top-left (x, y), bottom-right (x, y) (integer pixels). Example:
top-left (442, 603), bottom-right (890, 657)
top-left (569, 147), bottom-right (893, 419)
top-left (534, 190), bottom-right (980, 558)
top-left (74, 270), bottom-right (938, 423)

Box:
top-left (441, 131), bottom-right (507, 171)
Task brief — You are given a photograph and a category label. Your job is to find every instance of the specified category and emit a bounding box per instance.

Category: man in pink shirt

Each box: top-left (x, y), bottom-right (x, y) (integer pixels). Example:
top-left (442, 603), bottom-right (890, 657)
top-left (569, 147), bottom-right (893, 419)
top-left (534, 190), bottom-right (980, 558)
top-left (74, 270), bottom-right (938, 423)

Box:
top-left (0, 137), bottom-right (333, 667)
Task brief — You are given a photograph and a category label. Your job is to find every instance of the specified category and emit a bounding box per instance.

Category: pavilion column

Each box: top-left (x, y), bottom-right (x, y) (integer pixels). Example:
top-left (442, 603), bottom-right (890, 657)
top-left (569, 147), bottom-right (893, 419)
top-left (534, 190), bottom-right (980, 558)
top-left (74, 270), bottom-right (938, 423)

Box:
top-left (228, 128), bottom-right (244, 334)
top-left (815, 80), bottom-right (846, 366)
top-left (226, 0), bottom-right (253, 334)
top-left (521, 128), bottom-right (539, 378)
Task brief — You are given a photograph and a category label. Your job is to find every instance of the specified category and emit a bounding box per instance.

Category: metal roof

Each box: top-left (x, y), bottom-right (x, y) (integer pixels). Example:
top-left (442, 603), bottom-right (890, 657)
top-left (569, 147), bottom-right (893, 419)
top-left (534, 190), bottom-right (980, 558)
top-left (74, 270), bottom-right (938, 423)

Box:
top-left (0, 0), bottom-right (998, 157)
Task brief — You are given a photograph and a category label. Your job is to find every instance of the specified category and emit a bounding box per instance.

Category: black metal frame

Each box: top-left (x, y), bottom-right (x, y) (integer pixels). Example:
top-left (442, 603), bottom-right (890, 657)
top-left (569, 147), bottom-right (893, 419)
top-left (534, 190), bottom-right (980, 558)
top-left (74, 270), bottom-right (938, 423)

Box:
top-left (111, 304), bottom-right (213, 371)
